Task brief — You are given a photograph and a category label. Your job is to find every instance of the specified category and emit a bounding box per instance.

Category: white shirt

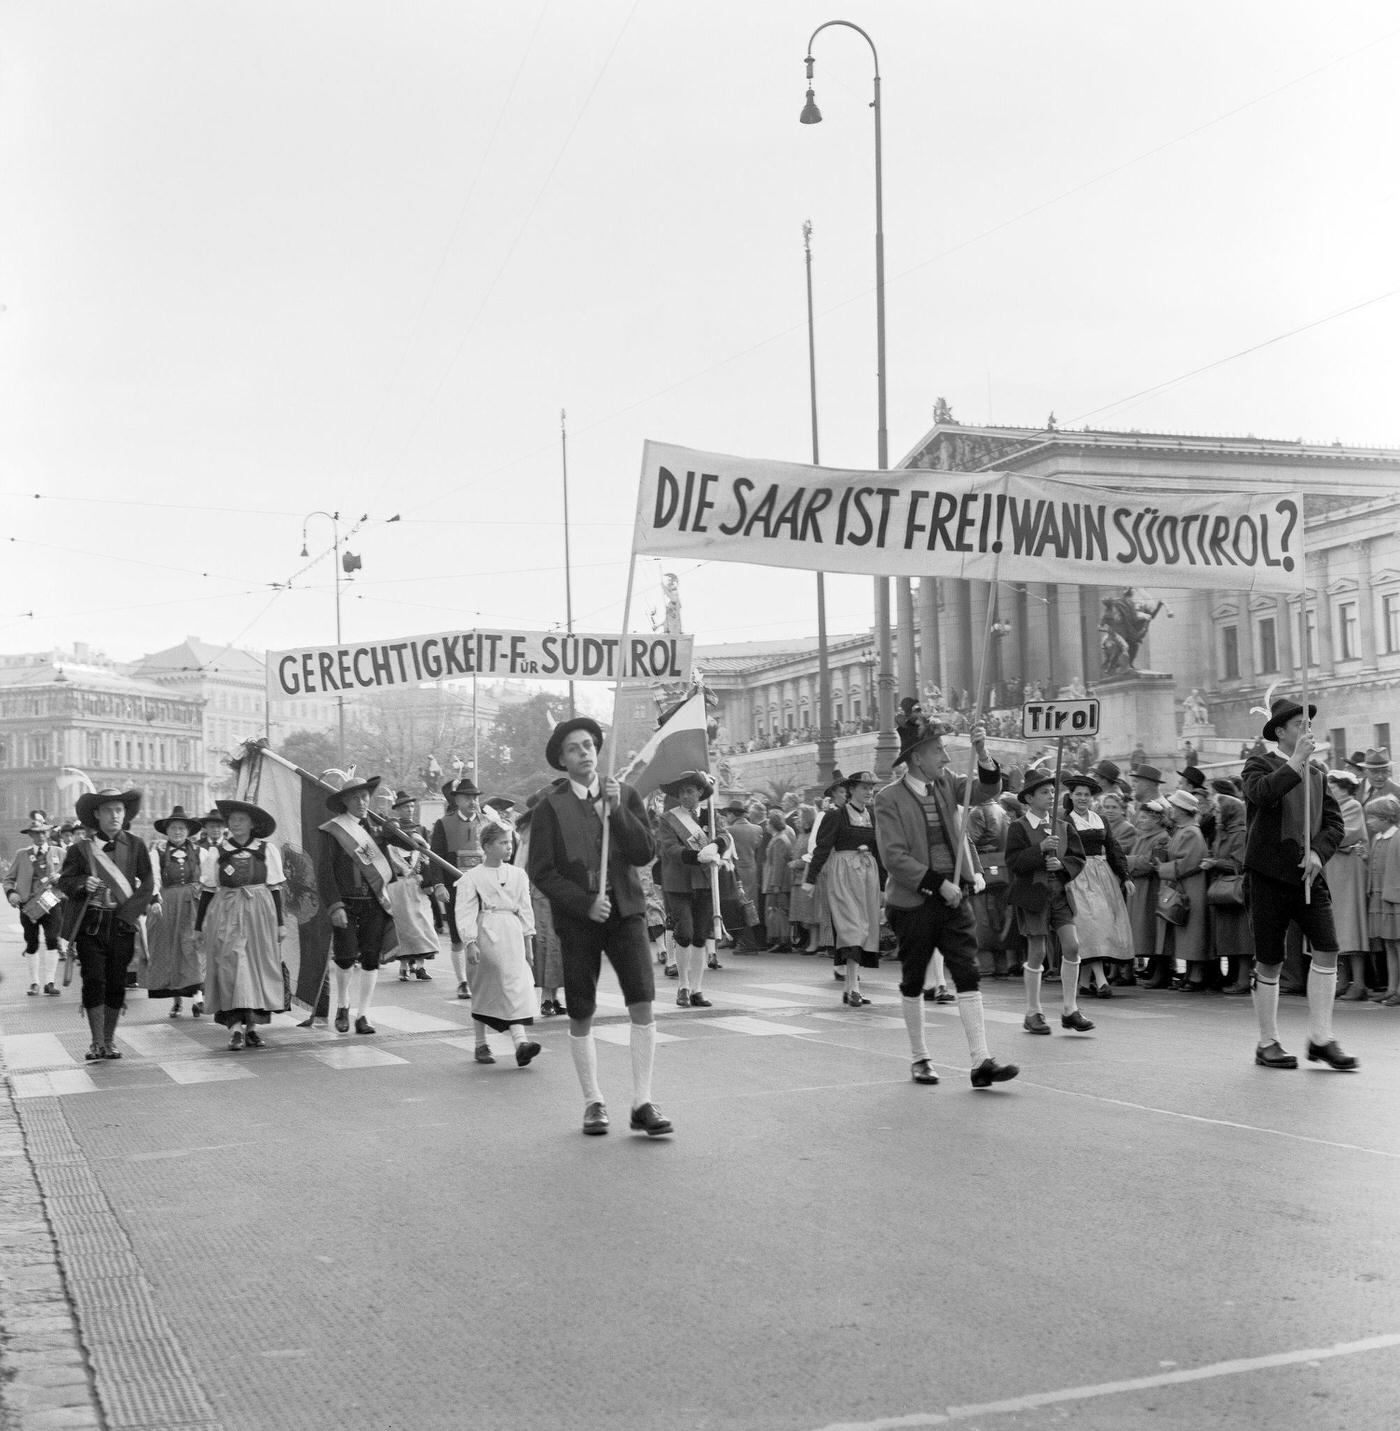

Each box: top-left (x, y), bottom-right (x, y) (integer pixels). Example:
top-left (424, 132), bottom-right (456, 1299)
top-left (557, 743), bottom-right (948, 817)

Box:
top-left (568, 778), bottom-right (601, 802)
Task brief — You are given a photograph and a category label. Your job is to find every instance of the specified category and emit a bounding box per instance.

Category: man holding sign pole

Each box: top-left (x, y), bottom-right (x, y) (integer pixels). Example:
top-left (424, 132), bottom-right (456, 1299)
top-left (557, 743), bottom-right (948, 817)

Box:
top-left (872, 717), bottom-right (1018, 1090)
top-left (1241, 697), bottom-right (1356, 1071)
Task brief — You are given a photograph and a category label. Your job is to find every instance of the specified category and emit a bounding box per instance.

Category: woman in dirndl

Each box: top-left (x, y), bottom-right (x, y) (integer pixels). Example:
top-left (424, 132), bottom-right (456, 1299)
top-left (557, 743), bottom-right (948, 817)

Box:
top-left (1324, 770), bottom-right (1372, 1000)
top-left (383, 791), bottom-right (441, 983)
top-left (804, 771), bottom-right (883, 1007)
top-left (1062, 774), bottom-right (1134, 998)
top-left (195, 799), bottom-right (286, 1050)
top-left (146, 805), bottom-right (205, 1017)
top-left (456, 821), bottom-right (540, 1066)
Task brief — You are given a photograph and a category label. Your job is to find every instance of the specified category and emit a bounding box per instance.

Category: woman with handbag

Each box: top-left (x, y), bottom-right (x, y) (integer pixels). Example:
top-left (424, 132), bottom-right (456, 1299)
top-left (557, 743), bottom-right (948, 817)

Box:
top-left (1324, 770), bottom-right (1372, 1000)
top-left (1204, 779), bottom-right (1251, 994)
top-left (1154, 790), bottom-right (1211, 990)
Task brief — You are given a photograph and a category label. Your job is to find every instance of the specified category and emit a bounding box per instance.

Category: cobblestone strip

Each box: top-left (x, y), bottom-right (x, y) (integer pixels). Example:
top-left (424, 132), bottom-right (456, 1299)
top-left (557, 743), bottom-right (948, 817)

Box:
top-left (2, 1066), bottom-right (225, 1431)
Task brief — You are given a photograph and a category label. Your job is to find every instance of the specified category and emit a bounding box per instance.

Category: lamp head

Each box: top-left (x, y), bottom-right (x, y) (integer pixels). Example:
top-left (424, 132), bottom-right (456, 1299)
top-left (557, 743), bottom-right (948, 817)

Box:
top-left (299, 542), bottom-right (309, 557)
top-left (800, 87), bottom-right (822, 125)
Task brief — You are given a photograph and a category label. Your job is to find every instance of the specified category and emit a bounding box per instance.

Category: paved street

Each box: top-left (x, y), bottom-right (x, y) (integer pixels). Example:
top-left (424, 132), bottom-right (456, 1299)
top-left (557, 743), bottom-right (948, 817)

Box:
top-left (2, 924), bottom-right (1398, 1431)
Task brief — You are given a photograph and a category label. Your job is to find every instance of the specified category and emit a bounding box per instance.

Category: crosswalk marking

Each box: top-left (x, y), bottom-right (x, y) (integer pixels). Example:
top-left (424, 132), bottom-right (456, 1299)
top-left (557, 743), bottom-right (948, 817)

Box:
top-left (308, 1046), bottom-right (409, 1070)
top-left (1, 1032), bottom-right (78, 1072)
top-left (366, 1005), bottom-right (465, 1034)
top-left (115, 1024), bottom-right (208, 1059)
top-left (700, 990), bottom-right (807, 1011)
top-left (808, 1012), bottom-right (908, 1029)
top-left (160, 1060), bottom-right (258, 1085)
top-left (924, 1004), bottom-right (1029, 1027)
top-left (703, 1016), bottom-right (803, 1037)
top-left (10, 1068), bottom-right (101, 1099)
top-left (591, 1025), bottom-right (682, 1046)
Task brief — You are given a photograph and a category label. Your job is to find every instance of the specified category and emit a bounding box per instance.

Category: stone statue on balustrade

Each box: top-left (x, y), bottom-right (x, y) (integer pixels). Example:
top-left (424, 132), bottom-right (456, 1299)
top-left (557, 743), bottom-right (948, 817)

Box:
top-left (1183, 689), bottom-right (1209, 727)
top-left (1098, 587), bottom-right (1170, 677)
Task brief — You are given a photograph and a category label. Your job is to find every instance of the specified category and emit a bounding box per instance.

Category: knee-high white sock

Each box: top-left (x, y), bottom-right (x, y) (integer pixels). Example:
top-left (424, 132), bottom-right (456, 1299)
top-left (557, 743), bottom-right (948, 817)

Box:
top-left (353, 967), bottom-right (378, 1017)
top-left (508, 1023), bottom-right (527, 1048)
top-left (1307, 966), bottom-right (1337, 1043)
top-left (957, 991), bottom-right (990, 1065)
top-left (931, 951), bottom-right (947, 990)
top-left (1253, 972), bottom-right (1280, 1044)
top-left (689, 943), bottom-right (707, 992)
top-left (1060, 960), bottom-right (1081, 1013)
top-left (35, 946), bottom-right (56, 988)
top-left (569, 1032), bottom-right (603, 1103)
top-left (630, 1021), bottom-right (656, 1108)
top-left (449, 944), bottom-right (467, 984)
top-left (902, 995), bottom-right (929, 1061)
top-left (844, 958), bottom-right (859, 996)
top-left (331, 964), bottom-right (352, 1011)
top-left (1023, 966), bottom-right (1043, 1015)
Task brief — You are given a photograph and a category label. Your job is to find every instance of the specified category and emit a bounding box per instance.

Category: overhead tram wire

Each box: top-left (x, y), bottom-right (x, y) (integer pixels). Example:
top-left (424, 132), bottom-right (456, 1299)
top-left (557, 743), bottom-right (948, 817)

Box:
top-left (378, 0), bottom-right (643, 506)
top-left (394, 20), bottom-right (1400, 518)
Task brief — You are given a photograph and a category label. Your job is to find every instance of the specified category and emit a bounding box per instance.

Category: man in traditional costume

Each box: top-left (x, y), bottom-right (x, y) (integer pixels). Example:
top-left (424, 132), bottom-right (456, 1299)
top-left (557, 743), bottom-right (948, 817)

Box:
top-left (55, 789), bottom-right (155, 1060)
top-left (1243, 697), bottom-right (1355, 1071)
top-left (5, 817), bottom-right (65, 995)
top-left (526, 716), bottom-right (670, 1136)
top-left (872, 718), bottom-right (1019, 1090)
top-left (318, 775), bottom-right (400, 1035)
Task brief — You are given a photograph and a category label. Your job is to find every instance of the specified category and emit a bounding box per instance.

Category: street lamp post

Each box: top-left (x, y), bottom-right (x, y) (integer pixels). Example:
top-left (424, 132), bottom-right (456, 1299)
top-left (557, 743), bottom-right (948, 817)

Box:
top-left (801, 20), bottom-right (898, 777)
top-left (301, 510), bottom-right (346, 762)
top-left (803, 220), bottom-right (836, 788)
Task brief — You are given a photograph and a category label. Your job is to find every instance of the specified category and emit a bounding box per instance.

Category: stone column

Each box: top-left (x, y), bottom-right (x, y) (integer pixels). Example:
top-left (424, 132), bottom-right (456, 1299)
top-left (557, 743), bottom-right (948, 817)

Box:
top-left (967, 582), bottom-right (992, 708)
top-left (1000, 584), bottom-right (1026, 693)
top-left (1353, 540), bottom-right (1378, 668)
top-left (1274, 594), bottom-right (1295, 678)
top-left (1236, 592), bottom-right (1256, 684)
top-left (1024, 583), bottom-right (1053, 693)
top-left (945, 581), bottom-right (973, 703)
top-left (896, 578), bottom-right (917, 702)
top-left (1313, 550), bottom-right (1334, 676)
top-left (1056, 585), bottom-right (1084, 689)
top-left (917, 578), bottom-right (940, 693)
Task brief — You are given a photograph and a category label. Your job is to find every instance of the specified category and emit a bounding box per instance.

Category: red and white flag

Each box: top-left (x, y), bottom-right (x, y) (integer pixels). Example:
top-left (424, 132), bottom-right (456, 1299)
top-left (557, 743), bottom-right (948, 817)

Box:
top-left (617, 690), bottom-right (711, 799)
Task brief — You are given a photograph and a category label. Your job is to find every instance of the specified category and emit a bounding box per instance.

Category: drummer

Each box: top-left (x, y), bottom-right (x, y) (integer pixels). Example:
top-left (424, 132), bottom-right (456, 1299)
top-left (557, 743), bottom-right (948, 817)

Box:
top-left (4, 817), bottom-right (66, 995)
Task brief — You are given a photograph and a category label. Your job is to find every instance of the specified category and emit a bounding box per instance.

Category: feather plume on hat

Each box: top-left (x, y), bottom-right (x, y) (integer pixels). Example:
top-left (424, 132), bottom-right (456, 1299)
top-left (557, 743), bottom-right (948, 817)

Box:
top-left (1248, 681), bottom-right (1280, 721)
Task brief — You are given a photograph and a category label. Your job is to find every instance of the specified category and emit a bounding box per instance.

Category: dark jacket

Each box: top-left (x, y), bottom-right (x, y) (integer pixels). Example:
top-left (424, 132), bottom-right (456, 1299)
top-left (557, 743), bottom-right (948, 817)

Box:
top-left (1005, 815), bottom-right (1082, 912)
top-left (806, 804), bottom-right (885, 887)
top-left (56, 830), bottom-right (155, 928)
top-left (1241, 752), bottom-right (1343, 885)
top-left (872, 765), bottom-right (998, 911)
top-left (527, 782), bottom-right (654, 922)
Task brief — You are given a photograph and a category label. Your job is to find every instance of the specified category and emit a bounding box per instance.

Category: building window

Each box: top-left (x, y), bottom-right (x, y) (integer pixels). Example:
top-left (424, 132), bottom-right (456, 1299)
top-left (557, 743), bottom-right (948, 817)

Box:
top-left (1384, 594), bottom-right (1400, 654)
top-left (31, 735), bottom-right (49, 764)
top-left (1377, 723), bottom-right (1392, 753)
top-left (1298, 608), bottom-right (1317, 667)
top-left (1221, 625), bottom-right (1240, 681)
top-left (1257, 617), bottom-right (1278, 674)
top-left (1330, 728), bottom-right (1347, 761)
top-left (88, 734), bottom-right (101, 764)
top-left (1338, 602), bottom-right (1358, 661)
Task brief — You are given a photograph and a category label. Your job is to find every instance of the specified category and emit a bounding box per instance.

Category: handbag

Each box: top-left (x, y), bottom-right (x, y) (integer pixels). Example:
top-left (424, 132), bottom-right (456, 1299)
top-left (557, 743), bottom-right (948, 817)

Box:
top-left (1156, 881), bottom-right (1190, 925)
top-left (1206, 873), bottom-right (1245, 907)
top-left (734, 876), bottom-right (759, 928)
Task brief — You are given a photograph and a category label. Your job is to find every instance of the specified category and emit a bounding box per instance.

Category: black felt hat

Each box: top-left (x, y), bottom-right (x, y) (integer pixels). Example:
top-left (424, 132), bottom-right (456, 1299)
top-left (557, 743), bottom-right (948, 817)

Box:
top-left (894, 716), bottom-right (951, 769)
top-left (214, 798), bottom-right (277, 840)
top-left (325, 774), bottom-right (382, 815)
top-left (440, 777), bottom-right (481, 801)
top-left (1262, 696), bottom-right (1316, 742)
top-left (75, 788), bottom-right (142, 831)
top-left (153, 804), bottom-right (197, 835)
top-left (545, 717), bottom-right (604, 772)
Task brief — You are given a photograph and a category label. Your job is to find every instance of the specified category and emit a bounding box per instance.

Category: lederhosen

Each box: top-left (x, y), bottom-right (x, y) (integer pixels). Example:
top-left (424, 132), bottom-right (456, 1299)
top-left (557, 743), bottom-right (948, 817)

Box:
top-left (56, 832), bottom-right (153, 1011)
top-left (322, 820), bottom-right (398, 971)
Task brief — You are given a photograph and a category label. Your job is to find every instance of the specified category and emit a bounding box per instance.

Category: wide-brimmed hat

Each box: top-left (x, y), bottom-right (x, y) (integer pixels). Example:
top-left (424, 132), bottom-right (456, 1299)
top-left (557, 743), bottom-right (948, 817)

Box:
top-left (1262, 696), bottom-right (1316, 742)
top-left (325, 774), bottom-right (382, 815)
top-left (483, 796), bottom-right (516, 814)
top-left (1346, 750), bottom-right (1367, 769)
top-left (721, 801), bottom-right (748, 817)
top-left (545, 716), bottom-right (605, 771)
top-left (215, 798), bottom-right (277, 839)
top-left (390, 789), bottom-right (416, 810)
top-left (822, 769), bottom-right (847, 798)
top-left (842, 770), bottom-right (879, 790)
top-left (1091, 759), bottom-right (1122, 786)
top-left (1178, 766), bottom-right (1206, 791)
top-left (895, 716), bottom-right (950, 769)
top-left (198, 807), bottom-right (226, 827)
top-left (441, 777), bottom-right (481, 802)
top-left (1019, 770), bottom-right (1057, 799)
top-left (153, 805), bottom-right (197, 835)
top-left (1362, 747), bottom-right (1392, 771)
top-left (1167, 789), bottom-right (1200, 814)
top-left (20, 819), bottom-right (52, 836)
top-left (1062, 772), bottom-right (1101, 795)
top-left (75, 788), bottom-right (142, 831)
top-left (58, 820), bottom-right (77, 834)
top-left (1131, 765), bottom-right (1165, 785)
top-left (659, 770), bottom-right (714, 798)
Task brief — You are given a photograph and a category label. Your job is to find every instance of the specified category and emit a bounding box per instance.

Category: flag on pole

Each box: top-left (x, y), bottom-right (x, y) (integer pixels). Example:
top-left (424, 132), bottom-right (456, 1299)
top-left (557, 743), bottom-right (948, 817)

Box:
top-left (233, 742), bottom-right (336, 1011)
top-left (617, 690), bottom-right (711, 799)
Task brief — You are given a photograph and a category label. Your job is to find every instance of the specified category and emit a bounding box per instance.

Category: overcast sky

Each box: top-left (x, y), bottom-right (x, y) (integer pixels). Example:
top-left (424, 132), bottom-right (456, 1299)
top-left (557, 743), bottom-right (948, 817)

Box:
top-left (2, 0), bottom-right (1397, 685)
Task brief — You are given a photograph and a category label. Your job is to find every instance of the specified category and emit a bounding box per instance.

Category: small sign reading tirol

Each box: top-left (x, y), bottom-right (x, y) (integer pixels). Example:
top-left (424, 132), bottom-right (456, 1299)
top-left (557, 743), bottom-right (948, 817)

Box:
top-left (1022, 699), bottom-right (1100, 738)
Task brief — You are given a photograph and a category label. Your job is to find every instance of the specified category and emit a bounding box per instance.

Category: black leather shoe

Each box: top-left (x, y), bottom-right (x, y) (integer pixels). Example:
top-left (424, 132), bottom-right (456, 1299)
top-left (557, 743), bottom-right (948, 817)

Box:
top-left (910, 1059), bottom-right (940, 1085)
top-left (582, 1101), bottom-right (609, 1135)
top-left (414, 968), bottom-right (432, 981)
top-left (676, 988), bottom-right (691, 1008)
top-left (515, 1040), bottom-right (542, 1067)
top-left (1023, 1012), bottom-right (1051, 1035)
top-left (629, 1102), bottom-right (673, 1136)
top-left (354, 1015), bottom-right (375, 1035)
top-left (1306, 1039), bottom-right (1358, 1071)
top-left (1060, 1010), bottom-right (1095, 1032)
top-left (1254, 1040), bottom-right (1298, 1069)
top-left (334, 1007), bottom-right (350, 1033)
top-left (707, 958), bottom-right (723, 970)
top-left (970, 1057), bottom-right (1019, 1088)
top-left (687, 991), bottom-right (713, 1008)
top-left (664, 964), bottom-right (678, 978)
